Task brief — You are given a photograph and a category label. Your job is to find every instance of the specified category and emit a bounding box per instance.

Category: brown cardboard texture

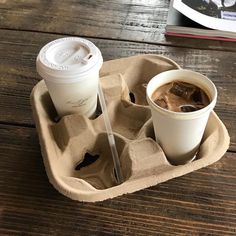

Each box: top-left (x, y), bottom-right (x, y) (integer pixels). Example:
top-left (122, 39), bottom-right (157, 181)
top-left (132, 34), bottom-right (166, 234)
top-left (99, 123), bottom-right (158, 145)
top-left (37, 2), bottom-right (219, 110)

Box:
top-left (31, 54), bottom-right (230, 202)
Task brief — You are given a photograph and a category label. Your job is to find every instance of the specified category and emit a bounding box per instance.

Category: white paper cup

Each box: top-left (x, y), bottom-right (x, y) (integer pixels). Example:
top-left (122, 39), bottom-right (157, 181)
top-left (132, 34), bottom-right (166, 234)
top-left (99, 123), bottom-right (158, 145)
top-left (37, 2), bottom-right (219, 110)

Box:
top-left (36, 37), bottom-right (103, 118)
top-left (146, 69), bottom-right (217, 165)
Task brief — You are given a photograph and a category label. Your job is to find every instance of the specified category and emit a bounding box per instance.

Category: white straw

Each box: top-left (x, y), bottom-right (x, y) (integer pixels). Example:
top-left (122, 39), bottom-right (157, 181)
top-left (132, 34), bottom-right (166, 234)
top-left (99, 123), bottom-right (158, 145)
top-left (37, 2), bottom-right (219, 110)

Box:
top-left (98, 82), bottom-right (124, 184)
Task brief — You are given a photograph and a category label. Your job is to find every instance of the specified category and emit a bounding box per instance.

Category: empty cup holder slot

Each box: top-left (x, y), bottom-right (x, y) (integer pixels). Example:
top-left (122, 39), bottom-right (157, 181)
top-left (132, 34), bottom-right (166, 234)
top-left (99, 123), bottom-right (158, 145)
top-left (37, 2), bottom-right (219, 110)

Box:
top-left (75, 152), bottom-right (100, 171)
top-left (72, 132), bottom-right (127, 189)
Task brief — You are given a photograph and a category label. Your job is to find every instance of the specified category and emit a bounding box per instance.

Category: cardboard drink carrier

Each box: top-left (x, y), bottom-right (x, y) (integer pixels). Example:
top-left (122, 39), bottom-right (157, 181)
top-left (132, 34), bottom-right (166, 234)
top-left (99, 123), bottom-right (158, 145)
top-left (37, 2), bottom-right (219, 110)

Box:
top-left (31, 54), bottom-right (230, 202)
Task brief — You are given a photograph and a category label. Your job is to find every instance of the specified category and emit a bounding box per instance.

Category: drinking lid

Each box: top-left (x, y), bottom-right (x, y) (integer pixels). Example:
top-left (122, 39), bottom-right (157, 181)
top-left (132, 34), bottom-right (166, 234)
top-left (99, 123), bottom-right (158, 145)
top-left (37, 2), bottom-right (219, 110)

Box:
top-left (36, 37), bottom-right (103, 81)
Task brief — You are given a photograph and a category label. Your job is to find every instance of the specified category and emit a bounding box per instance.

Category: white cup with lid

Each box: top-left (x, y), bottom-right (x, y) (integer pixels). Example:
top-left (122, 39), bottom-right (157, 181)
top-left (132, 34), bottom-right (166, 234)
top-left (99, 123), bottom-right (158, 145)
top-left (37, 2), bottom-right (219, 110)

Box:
top-left (36, 37), bottom-right (103, 118)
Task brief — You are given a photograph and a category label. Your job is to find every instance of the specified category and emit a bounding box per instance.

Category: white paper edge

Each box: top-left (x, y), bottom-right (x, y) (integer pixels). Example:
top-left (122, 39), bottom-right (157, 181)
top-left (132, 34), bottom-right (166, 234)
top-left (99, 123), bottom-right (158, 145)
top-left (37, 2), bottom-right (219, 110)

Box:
top-left (173, 0), bottom-right (236, 33)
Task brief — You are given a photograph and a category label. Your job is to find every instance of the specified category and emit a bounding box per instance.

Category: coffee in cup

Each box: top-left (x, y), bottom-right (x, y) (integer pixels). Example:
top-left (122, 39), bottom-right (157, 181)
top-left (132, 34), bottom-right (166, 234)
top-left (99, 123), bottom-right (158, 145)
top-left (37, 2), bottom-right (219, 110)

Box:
top-left (146, 70), bottom-right (217, 165)
top-left (152, 80), bottom-right (210, 112)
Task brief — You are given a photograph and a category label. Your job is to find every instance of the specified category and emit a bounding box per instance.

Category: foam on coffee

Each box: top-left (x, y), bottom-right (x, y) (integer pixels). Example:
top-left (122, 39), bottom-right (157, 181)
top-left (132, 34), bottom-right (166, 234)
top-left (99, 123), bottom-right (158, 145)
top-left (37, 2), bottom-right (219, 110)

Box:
top-left (152, 81), bottom-right (210, 112)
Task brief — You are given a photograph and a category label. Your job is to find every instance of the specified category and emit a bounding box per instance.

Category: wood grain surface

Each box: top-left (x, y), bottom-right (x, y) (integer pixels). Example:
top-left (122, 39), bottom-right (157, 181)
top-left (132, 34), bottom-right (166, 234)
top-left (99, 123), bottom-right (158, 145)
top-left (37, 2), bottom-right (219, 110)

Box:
top-left (1, 124), bottom-right (236, 235)
top-left (0, 0), bottom-right (235, 51)
top-left (0, 0), bottom-right (236, 235)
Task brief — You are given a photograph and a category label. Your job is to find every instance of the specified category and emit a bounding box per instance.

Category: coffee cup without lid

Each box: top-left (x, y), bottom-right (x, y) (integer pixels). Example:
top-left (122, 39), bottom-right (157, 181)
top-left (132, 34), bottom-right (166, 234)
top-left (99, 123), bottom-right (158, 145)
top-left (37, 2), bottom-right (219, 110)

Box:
top-left (146, 69), bottom-right (217, 165)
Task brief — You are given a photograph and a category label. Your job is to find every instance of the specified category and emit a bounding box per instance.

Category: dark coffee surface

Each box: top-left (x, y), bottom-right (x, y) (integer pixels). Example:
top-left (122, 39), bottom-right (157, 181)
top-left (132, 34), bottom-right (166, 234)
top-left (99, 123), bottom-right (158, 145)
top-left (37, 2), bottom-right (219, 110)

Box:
top-left (152, 81), bottom-right (210, 112)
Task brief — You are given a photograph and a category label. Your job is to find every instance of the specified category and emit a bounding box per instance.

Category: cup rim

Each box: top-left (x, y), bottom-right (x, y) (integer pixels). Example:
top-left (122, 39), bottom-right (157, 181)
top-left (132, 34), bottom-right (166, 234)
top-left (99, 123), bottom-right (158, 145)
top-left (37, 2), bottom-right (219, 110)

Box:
top-left (146, 69), bottom-right (217, 119)
top-left (36, 37), bottom-right (103, 83)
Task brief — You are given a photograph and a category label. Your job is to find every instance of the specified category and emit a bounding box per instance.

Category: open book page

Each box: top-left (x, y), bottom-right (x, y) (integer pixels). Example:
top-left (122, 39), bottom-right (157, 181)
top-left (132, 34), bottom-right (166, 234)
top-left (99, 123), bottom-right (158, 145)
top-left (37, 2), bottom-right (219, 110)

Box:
top-left (173, 0), bottom-right (236, 32)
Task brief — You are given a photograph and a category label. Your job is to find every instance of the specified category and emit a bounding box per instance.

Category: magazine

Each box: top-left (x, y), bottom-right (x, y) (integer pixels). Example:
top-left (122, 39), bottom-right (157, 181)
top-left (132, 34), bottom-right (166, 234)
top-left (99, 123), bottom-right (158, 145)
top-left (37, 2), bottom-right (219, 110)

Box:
top-left (165, 0), bottom-right (236, 41)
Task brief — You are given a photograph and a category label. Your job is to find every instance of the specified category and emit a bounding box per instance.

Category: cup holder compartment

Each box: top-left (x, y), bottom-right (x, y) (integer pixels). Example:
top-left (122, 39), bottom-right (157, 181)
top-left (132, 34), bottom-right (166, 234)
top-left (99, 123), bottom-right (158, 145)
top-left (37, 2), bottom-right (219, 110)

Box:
top-left (71, 133), bottom-right (127, 189)
top-left (31, 54), bottom-right (229, 202)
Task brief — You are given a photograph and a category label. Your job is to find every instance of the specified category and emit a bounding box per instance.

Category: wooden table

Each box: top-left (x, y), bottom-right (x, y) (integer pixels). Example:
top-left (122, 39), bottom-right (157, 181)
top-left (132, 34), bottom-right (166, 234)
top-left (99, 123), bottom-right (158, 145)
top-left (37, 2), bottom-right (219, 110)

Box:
top-left (1, 1), bottom-right (236, 235)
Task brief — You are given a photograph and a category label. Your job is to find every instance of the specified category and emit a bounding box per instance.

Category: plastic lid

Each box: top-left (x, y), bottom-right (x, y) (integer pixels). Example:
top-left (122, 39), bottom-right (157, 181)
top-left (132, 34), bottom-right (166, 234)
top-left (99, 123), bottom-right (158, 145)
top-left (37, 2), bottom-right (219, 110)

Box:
top-left (36, 37), bottom-right (103, 82)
